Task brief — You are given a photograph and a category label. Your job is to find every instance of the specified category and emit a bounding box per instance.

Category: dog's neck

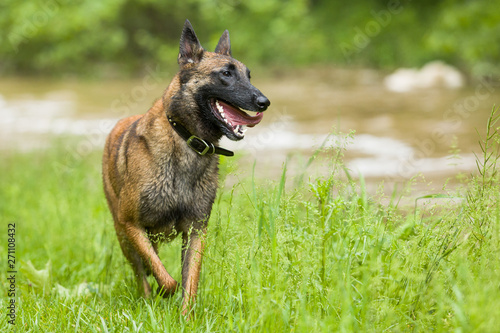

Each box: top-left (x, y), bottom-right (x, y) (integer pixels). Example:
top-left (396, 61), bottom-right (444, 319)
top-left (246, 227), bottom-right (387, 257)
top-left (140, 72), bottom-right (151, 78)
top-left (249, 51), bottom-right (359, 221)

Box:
top-left (167, 116), bottom-right (234, 157)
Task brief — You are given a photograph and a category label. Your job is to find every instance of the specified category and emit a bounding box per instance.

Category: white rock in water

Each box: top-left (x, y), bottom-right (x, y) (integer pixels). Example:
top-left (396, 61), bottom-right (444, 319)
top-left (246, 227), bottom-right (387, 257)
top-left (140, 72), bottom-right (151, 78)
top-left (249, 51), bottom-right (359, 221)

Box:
top-left (384, 61), bottom-right (465, 92)
top-left (383, 68), bottom-right (419, 92)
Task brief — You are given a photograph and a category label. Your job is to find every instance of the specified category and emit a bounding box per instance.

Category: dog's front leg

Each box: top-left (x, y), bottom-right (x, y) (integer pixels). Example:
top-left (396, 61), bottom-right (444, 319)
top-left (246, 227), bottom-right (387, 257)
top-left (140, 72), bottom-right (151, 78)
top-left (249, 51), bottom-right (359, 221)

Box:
top-left (181, 229), bottom-right (206, 316)
top-left (123, 223), bottom-right (179, 296)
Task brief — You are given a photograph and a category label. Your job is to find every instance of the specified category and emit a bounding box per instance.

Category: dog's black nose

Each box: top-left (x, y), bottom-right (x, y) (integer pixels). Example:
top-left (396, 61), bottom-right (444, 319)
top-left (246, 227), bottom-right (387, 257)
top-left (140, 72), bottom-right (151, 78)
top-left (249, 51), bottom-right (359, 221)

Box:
top-left (256, 95), bottom-right (270, 111)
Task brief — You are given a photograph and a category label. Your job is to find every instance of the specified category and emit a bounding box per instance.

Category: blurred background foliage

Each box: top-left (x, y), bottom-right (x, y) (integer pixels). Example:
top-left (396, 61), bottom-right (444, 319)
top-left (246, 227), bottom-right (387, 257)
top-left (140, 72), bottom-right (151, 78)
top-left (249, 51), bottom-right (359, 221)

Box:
top-left (1, 0), bottom-right (499, 78)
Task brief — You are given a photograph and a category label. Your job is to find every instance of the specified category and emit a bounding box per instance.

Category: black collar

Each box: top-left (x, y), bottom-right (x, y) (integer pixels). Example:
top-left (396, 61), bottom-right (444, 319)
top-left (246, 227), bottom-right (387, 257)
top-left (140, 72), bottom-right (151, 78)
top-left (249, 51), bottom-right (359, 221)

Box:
top-left (167, 116), bottom-right (234, 157)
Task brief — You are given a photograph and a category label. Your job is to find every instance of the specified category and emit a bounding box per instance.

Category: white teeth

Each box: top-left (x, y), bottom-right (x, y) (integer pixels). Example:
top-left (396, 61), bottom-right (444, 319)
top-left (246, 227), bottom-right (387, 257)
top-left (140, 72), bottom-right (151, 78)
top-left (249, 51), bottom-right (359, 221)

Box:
top-left (216, 100), bottom-right (228, 122)
top-left (216, 100), bottom-right (225, 118)
top-left (233, 125), bottom-right (247, 137)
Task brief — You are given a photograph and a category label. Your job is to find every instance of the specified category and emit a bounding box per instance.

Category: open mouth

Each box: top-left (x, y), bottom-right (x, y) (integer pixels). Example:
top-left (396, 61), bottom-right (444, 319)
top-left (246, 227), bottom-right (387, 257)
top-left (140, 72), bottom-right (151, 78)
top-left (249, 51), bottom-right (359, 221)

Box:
top-left (209, 98), bottom-right (263, 138)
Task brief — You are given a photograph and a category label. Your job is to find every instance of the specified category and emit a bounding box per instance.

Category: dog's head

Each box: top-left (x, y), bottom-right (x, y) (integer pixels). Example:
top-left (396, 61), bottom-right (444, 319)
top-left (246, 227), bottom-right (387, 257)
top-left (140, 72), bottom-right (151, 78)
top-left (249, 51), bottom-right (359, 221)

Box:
top-left (174, 20), bottom-right (270, 141)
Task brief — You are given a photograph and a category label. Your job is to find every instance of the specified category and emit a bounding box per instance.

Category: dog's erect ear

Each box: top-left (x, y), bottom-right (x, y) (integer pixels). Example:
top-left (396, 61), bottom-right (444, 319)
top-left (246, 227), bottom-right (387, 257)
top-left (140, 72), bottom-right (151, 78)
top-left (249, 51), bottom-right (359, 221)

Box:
top-left (178, 19), bottom-right (204, 66)
top-left (215, 30), bottom-right (231, 57)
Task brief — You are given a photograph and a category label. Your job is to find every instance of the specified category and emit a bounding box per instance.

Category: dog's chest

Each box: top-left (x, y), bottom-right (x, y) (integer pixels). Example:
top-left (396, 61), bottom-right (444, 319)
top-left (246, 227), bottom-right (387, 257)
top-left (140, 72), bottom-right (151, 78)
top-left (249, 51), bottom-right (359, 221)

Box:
top-left (138, 154), bottom-right (219, 229)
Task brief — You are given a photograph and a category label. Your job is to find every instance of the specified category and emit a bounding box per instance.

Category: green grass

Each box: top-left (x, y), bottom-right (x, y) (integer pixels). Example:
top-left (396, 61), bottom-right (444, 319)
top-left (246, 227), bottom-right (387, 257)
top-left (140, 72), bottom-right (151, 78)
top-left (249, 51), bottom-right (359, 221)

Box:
top-left (1, 111), bottom-right (500, 332)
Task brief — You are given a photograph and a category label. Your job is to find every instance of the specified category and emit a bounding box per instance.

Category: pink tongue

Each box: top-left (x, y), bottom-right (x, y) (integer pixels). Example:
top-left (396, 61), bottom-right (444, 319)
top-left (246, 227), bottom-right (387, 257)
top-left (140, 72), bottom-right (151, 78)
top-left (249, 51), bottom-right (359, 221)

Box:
top-left (219, 100), bottom-right (263, 127)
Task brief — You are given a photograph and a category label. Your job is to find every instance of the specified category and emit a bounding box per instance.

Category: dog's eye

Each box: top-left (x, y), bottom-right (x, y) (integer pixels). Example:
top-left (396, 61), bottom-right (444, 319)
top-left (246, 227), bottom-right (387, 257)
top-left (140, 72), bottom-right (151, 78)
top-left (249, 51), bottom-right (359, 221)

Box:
top-left (222, 71), bottom-right (232, 77)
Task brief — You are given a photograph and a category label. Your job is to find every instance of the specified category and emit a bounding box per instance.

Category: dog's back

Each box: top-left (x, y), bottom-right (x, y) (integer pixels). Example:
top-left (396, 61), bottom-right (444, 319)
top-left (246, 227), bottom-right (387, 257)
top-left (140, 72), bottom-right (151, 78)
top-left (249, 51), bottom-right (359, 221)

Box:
top-left (102, 113), bottom-right (143, 218)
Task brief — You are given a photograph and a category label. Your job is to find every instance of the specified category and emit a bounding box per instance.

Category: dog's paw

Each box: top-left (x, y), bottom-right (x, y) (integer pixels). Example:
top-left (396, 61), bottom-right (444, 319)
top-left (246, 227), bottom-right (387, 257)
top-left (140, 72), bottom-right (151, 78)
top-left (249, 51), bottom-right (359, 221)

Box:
top-left (156, 281), bottom-right (179, 298)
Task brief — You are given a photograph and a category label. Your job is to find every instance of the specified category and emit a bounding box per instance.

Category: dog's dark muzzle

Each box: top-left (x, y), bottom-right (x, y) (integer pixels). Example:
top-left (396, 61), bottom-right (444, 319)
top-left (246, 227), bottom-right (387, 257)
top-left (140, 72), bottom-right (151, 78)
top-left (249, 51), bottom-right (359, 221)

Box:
top-left (252, 88), bottom-right (270, 111)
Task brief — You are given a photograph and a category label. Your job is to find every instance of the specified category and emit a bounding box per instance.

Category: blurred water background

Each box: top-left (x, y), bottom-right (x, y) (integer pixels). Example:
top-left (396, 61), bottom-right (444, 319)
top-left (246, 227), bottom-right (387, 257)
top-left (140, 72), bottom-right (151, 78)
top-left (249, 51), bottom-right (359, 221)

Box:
top-left (1, 0), bottom-right (500, 192)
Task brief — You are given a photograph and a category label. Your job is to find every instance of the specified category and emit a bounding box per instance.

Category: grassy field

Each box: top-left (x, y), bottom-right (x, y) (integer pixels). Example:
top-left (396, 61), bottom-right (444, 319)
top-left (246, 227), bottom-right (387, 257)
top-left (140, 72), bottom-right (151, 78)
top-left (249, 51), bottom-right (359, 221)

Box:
top-left (1, 112), bottom-right (500, 332)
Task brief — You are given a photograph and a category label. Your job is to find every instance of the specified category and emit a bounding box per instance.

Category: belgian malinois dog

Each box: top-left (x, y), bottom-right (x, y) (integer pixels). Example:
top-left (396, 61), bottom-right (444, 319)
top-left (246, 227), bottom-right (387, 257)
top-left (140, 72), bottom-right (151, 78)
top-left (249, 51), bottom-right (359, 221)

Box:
top-left (102, 19), bottom-right (270, 315)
